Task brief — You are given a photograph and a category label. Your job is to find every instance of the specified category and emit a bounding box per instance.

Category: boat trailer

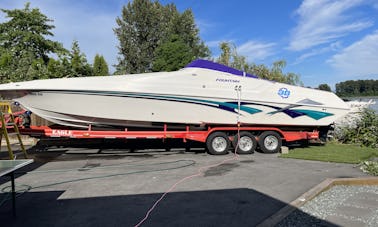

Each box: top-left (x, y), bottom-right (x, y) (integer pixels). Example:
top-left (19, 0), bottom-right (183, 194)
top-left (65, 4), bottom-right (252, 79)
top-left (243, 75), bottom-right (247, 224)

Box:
top-left (17, 124), bottom-right (319, 155)
top-left (1, 105), bottom-right (320, 155)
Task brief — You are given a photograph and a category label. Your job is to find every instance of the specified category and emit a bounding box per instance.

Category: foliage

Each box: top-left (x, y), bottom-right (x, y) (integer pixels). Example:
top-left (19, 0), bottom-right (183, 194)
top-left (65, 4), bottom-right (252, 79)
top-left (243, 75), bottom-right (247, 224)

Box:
top-left (318, 84), bottom-right (331, 91)
top-left (68, 40), bottom-right (92, 77)
top-left (0, 3), bottom-right (67, 83)
top-left (360, 161), bottom-right (378, 176)
top-left (280, 143), bottom-right (378, 164)
top-left (217, 42), bottom-right (233, 66)
top-left (152, 35), bottom-right (193, 72)
top-left (336, 80), bottom-right (378, 97)
top-left (335, 109), bottom-right (378, 148)
top-left (0, 2), bottom-right (66, 61)
top-left (114, 0), bottom-right (209, 74)
top-left (46, 58), bottom-right (67, 78)
top-left (93, 54), bottom-right (109, 76)
top-left (113, 0), bottom-right (162, 74)
top-left (217, 42), bottom-right (250, 72)
top-left (216, 42), bottom-right (302, 85)
top-left (168, 9), bottom-right (210, 62)
top-left (0, 3), bottom-right (112, 82)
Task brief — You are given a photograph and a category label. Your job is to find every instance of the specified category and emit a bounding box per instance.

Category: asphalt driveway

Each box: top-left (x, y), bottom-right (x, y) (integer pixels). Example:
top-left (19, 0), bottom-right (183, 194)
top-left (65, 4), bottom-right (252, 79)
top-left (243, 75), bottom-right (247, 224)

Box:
top-left (0, 144), bottom-right (369, 226)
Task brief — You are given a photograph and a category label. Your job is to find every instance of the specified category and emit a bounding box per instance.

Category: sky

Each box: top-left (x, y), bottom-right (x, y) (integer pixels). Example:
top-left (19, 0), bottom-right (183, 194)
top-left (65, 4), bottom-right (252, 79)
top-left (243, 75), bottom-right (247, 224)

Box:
top-left (1, 0), bottom-right (378, 89)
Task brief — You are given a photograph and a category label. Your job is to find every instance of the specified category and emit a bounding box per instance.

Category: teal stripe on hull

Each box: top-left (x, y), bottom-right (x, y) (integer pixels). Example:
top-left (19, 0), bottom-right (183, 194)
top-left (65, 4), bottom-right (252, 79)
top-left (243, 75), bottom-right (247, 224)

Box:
top-left (294, 109), bottom-right (334, 120)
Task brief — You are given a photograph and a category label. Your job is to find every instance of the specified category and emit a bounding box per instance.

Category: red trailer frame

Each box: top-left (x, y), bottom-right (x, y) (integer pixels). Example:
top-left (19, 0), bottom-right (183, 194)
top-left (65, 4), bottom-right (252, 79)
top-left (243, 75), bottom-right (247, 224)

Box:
top-left (1, 106), bottom-right (320, 155)
top-left (18, 124), bottom-right (319, 155)
top-left (19, 125), bottom-right (318, 142)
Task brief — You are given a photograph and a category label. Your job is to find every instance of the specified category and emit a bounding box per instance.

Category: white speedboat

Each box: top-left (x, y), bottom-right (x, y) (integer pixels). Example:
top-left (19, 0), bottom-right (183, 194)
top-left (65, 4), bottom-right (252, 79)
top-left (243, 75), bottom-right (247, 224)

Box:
top-left (0, 60), bottom-right (349, 129)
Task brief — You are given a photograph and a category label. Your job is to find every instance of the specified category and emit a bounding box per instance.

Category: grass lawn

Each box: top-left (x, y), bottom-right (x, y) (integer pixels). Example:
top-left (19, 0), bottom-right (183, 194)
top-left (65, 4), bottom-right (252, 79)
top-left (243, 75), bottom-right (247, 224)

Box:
top-left (280, 143), bottom-right (378, 164)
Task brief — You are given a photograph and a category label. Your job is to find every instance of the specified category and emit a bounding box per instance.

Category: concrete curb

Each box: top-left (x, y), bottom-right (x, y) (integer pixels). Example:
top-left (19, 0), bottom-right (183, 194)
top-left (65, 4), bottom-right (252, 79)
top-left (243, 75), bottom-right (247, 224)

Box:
top-left (257, 177), bottom-right (378, 227)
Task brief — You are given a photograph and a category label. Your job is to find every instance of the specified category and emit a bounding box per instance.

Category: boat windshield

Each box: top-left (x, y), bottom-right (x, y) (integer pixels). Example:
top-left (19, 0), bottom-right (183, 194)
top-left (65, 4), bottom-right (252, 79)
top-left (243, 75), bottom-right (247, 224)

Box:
top-left (185, 59), bottom-right (258, 78)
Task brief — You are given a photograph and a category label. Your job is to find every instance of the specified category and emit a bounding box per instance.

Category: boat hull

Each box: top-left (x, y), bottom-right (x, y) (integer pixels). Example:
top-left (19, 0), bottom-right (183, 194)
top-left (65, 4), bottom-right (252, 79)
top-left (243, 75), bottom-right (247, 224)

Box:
top-left (14, 90), bottom-right (348, 129)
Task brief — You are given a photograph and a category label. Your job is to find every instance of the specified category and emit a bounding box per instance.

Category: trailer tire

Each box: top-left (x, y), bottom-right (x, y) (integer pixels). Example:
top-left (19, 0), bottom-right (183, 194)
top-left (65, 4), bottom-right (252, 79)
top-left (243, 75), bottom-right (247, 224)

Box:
top-left (206, 132), bottom-right (230, 155)
top-left (258, 131), bottom-right (282, 153)
top-left (232, 132), bottom-right (256, 154)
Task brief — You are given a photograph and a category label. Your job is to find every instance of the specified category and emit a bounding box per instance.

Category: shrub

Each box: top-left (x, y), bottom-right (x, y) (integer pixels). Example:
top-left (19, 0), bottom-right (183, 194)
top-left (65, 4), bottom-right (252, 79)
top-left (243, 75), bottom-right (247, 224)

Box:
top-left (334, 109), bottom-right (378, 148)
top-left (360, 161), bottom-right (378, 176)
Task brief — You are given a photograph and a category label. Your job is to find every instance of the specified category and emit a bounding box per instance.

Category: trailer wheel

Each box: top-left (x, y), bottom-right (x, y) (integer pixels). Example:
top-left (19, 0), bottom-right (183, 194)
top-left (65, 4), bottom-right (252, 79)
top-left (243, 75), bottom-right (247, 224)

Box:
top-left (258, 131), bottom-right (282, 153)
top-left (206, 132), bottom-right (230, 155)
top-left (232, 132), bottom-right (256, 154)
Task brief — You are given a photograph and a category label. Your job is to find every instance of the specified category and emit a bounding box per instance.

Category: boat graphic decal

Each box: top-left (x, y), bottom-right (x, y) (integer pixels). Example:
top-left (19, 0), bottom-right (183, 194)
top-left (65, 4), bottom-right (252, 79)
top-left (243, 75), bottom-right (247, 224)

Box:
top-left (292, 109), bottom-right (333, 120)
top-left (135, 94), bottom-right (262, 115)
top-left (219, 102), bottom-right (262, 114)
top-left (268, 106), bottom-right (306, 118)
top-left (228, 101), bottom-right (333, 120)
top-left (269, 108), bottom-right (333, 120)
top-left (278, 88), bottom-right (291, 98)
top-left (296, 99), bottom-right (323, 105)
top-left (43, 90), bottom-right (332, 119)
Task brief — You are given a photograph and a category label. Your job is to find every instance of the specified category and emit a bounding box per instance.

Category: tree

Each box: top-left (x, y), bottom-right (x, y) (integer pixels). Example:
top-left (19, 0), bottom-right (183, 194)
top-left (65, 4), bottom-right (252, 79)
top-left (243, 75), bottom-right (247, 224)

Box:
top-left (46, 57), bottom-right (72, 78)
top-left (114, 0), bottom-right (162, 74)
top-left (216, 42), bottom-right (302, 85)
top-left (167, 9), bottom-right (210, 62)
top-left (318, 84), bottom-right (331, 91)
top-left (93, 54), bottom-right (109, 76)
top-left (217, 42), bottom-right (250, 72)
top-left (0, 3), bottom-right (66, 62)
top-left (336, 80), bottom-right (378, 97)
top-left (0, 3), bottom-right (66, 82)
top-left (68, 40), bottom-right (92, 77)
top-left (114, 0), bottom-right (209, 74)
top-left (47, 58), bottom-right (63, 78)
top-left (218, 42), bottom-right (232, 66)
top-left (152, 35), bottom-right (193, 72)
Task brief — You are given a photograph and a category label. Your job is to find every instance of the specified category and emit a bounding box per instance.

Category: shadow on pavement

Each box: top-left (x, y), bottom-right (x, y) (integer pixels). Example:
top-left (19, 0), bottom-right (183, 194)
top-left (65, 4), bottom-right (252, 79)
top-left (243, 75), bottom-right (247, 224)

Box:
top-left (0, 188), bottom-right (336, 227)
top-left (14, 138), bottom-right (206, 163)
top-left (33, 137), bottom-right (205, 151)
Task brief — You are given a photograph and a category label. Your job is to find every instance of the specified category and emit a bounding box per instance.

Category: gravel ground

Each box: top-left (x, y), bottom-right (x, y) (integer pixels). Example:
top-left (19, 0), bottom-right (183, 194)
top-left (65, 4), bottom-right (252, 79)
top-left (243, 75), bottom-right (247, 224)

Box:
top-left (278, 185), bottom-right (378, 227)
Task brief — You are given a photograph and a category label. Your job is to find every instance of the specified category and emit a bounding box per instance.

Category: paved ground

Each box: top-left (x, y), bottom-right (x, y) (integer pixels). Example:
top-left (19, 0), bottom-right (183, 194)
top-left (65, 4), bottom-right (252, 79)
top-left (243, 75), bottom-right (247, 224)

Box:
top-left (0, 142), bottom-right (372, 226)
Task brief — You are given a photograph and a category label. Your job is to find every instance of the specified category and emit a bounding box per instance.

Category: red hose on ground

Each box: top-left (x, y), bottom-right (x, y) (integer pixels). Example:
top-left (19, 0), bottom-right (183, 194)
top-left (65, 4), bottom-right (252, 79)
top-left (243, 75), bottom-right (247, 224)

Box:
top-left (134, 128), bottom-right (241, 227)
